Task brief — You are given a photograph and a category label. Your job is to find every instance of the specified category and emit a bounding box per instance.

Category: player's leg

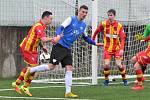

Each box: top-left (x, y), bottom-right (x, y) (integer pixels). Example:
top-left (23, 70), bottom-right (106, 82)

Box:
top-left (19, 52), bottom-right (38, 96)
top-left (103, 51), bottom-right (111, 86)
top-left (131, 53), bottom-right (145, 84)
top-left (12, 48), bottom-right (29, 94)
top-left (116, 59), bottom-right (128, 86)
top-left (64, 65), bottom-right (78, 98)
top-left (61, 48), bottom-right (78, 98)
top-left (12, 67), bottom-right (27, 94)
top-left (115, 50), bottom-right (128, 86)
top-left (24, 44), bottom-right (63, 80)
top-left (21, 70), bottom-right (35, 96)
top-left (131, 62), bottom-right (144, 90)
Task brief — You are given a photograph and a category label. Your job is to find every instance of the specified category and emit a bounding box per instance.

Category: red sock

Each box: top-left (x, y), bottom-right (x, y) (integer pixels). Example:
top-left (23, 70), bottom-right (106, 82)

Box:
top-left (104, 65), bottom-right (110, 80)
top-left (16, 68), bottom-right (27, 85)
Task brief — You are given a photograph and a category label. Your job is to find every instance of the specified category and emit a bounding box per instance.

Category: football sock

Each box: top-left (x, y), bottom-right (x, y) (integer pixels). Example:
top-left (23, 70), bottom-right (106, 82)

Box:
top-left (65, 71), bottom-right (72, 94)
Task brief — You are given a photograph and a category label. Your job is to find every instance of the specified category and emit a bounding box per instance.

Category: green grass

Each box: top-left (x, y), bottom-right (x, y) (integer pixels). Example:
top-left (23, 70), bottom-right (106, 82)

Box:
top-left (0, 78), bottom-right (150, 100)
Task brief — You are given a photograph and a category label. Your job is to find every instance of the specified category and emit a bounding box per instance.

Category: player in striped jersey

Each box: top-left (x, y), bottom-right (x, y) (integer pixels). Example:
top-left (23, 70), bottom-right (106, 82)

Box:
top-left (12, 11), bottom-right (54, 96)
top-left (92, 9), bottom-right (128, 86)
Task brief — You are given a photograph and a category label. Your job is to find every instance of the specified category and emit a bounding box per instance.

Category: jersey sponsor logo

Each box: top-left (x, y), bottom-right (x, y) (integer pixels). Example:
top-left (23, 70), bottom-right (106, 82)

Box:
top-left (72, 29), bottom-right (80, 35)
top-left (106, 34), bottom-right (118, 38)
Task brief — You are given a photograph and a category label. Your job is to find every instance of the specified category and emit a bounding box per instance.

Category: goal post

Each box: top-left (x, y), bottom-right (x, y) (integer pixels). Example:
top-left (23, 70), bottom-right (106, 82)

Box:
top-left (91, 0), bottom-right (98, 85)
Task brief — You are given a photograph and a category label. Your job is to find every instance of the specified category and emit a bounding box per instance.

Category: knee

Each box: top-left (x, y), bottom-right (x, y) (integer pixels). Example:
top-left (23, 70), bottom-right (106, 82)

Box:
top-left (48, 64), bottom-right (56, 70)
top-left (131, 56), bottom-right (137, 64)
top-left (66, 65), bottom-right (73, 71)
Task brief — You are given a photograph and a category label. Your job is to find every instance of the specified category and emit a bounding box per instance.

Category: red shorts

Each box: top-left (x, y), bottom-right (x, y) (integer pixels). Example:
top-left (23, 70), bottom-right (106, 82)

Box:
top-left (20, 47), bottom-right (38, 66)
top-left (135, 51), bottom-right (150, 66)
top-left (103, 50), bottom-right (122, 60)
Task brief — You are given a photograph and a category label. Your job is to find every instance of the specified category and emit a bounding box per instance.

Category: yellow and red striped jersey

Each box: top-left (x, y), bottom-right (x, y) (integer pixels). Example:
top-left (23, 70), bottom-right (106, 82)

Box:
top-left (92, 20), bottom-right (126, 52)
top-left (20, 20), bottom-right (46, 53)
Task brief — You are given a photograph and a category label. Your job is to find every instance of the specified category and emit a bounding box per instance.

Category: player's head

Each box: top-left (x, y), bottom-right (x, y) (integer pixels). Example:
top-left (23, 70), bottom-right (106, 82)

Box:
top-left (107, 9), bottom-right (116, 22)
top-left (42, 11), bottom-right (53, 25)
top-left (78, 5), bottom-right (88, 21)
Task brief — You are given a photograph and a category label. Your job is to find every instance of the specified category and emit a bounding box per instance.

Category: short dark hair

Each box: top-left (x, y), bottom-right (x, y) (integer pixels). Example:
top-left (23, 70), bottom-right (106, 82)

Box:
top-left (107, 9), bottom-right (116, 16)
top-left (42, 11), bottom-right (52, 19)
top-left (79, 5), bottom-right (88, 10)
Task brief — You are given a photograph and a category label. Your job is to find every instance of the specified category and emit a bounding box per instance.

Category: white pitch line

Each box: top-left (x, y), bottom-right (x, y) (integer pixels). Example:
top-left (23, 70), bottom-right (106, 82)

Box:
top-left (0, 84), bottom-right (89, 92)
top-left (0, 96), bottom-right (91, 100)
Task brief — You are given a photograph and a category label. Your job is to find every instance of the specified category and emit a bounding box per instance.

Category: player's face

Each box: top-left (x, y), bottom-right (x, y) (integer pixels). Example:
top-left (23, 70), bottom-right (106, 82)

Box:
top-left (78, 8), bottom-right (88, 20)
top-left (45, 15), bottom-right (53, 25)
top-left (107, 12), bottom-right (115, 22)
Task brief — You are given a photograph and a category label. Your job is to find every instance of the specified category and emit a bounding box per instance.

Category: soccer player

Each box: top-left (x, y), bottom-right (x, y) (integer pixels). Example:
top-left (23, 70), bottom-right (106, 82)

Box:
top-left (92, 9), bottom-right (128, 86)
top-left (24, 5), bottom-right (103, 98)
top-left (131, 23), bottom-right (150, 90)
top-left (12, 11), bottom-right (54, 96)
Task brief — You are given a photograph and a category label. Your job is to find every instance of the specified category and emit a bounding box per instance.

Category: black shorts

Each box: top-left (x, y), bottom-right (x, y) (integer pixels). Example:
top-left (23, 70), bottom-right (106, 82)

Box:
top-left (49, 43), bottom-right (72, 68)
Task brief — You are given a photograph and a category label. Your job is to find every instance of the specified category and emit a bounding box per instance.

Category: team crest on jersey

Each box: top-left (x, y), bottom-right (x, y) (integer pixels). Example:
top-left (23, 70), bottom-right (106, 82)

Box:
top-left (80, 27), bottom-right (83, 30)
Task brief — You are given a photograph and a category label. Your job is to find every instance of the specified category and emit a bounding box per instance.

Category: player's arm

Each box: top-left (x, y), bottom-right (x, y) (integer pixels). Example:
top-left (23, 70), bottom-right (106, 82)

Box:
top-left (39, 42), bottom-right (48, 53)
top-left (92, 22), bottom-right (103, 40)
top-left (119, 26), bottom-right (126, 56)
top-left (143, 23), bottom-right (150, 38)
top-left (141, 36), bottom-right (150, 42)
top-left (82, 30), bottom-right (103, 46)
top-left (139, 24), bottom-right (150, 42)
top-left (54, 17), bottom-right (72, 44)
top-left (135, 24), bottom-right (150, 41)
top-left (35, 26), bottom-right (53, 43)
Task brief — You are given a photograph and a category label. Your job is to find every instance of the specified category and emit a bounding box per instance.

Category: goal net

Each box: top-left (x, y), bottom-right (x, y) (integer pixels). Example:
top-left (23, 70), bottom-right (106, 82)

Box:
top-left (32, 0), bottom-right (150, 85)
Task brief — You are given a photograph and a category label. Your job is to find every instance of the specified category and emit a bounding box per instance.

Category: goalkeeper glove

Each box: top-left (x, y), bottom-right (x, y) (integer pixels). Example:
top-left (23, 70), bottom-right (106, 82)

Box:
top-left (134, 33), bottom-right (144, 40)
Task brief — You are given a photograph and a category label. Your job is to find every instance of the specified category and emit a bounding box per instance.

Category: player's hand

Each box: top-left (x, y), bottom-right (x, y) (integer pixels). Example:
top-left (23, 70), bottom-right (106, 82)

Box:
top-left (95, 42), bottom-right (103, 46)
top-left (119, 49), bottom-right (124, 56)
top-left (134, 33), bottom-right (144, 40)
top-left (42, 46), bottom-right (48, 53)
top-left (51, 35), bottom-right (62, 44)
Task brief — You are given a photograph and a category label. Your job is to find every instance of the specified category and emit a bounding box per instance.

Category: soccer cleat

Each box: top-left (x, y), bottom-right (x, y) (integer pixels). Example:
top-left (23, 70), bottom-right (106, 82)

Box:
top-left (131, 85), bottom-right (144, 90)
top-left (12, 82), bottom-right (22, 94)
top-left (24, 67), bottom-right (31, 81)
top-left (21, 85), bottom-right (32, 96)
top-left (123, 79), bottom-right (128, 86)
top-left (103, 80), bottom-right (109, 86)
top-left (65, 92), bottom-right (78, 98)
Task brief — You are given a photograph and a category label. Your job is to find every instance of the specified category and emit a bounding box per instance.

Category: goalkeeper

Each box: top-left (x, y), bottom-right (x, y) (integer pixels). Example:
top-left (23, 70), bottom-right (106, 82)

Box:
top-left (24, 5), bottom-right (103, 98)
top-left (92, 9), bottom-right (128, 86)
top-left (131, 23), bottom-right (150, 90)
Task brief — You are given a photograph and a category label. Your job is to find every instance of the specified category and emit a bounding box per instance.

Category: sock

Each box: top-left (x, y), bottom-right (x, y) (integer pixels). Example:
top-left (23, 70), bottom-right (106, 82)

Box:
top-left (103, 65), bottom-right (110, 80)
top-left (16, 68), bottom-right (27, 85)
top-left (30, 64), bottom-right (49, 73)
top-left (135, 69), bottom-right (143, 85)
top-left (24, 72), bottom-right (35, 88)
top-left (65, 71), bottom-right (72, 94)
top-left (118, 65), bottom-right (126, 80)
